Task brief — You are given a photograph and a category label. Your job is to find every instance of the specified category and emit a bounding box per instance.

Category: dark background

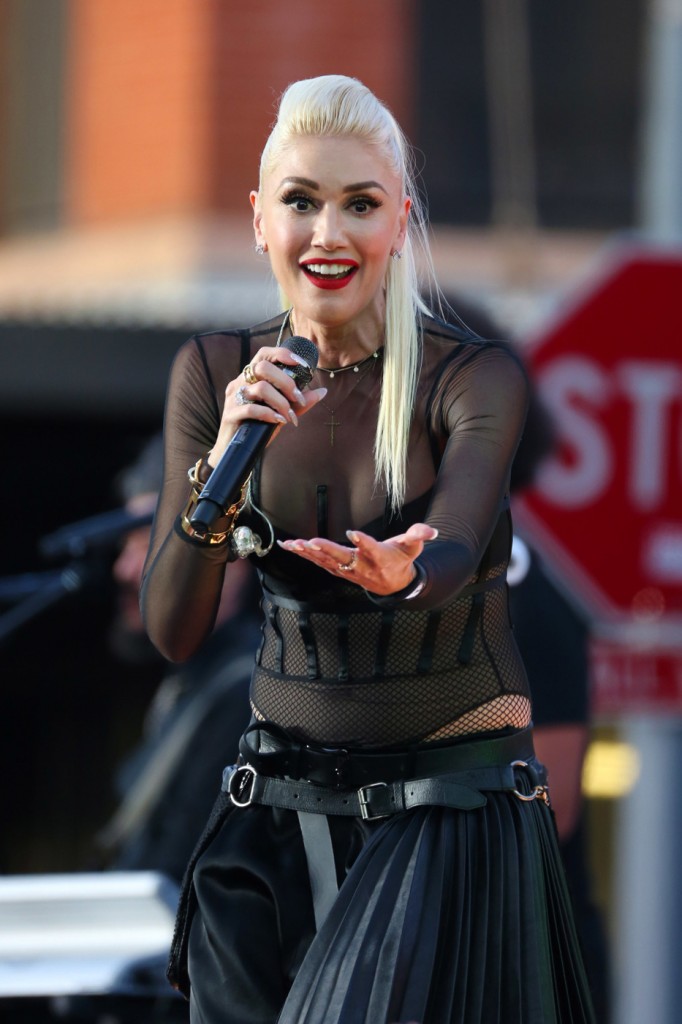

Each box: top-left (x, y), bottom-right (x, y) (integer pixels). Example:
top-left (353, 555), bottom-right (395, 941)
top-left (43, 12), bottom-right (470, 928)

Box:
top-left (0, 319), bottom-right (194, 873)
top-left (416, 0), bottom-right (645, 228)
top-left (0, 412), bottom-right (166, 872)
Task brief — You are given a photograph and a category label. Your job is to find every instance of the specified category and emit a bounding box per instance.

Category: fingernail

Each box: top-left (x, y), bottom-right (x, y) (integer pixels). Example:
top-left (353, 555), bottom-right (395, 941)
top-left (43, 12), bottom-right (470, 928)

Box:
top-left (305, 542), bottom-right (322, 551)
top-left (292, 388), bottom-right (304, 402)
top-left (274, 414), bottom-right (286, 424)
top-left (288, 409), bottom-right (298, 426)
top-left (346, 530), bottom-right (359, 543)
top-left (291, 353), bottom-right (309, 366)
top-left (317, 388), bottom-right (328, 398)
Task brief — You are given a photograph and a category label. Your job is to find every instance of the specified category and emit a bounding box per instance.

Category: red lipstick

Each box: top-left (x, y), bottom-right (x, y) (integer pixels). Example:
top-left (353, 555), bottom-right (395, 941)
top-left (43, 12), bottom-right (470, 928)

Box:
top-left (300, 259), bottom-right (358, 291)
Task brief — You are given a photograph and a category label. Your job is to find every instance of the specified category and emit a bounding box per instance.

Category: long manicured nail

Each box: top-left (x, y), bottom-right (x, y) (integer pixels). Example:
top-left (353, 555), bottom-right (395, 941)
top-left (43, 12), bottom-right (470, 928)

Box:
top-left (292, 387), bottom-right (304, 402)
top-left (346, 530), bottom-right (359, 544)
top-left (288, 409), bottom-right (298, 426)
top-left (278, 539), bottom-right (303, 552)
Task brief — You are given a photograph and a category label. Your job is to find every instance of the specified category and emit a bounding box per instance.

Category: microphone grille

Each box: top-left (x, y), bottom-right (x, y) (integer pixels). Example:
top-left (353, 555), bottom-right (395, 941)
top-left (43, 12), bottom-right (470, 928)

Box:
top-left (282, 335), bottom-right (319, 370)
top-left (281, 335), bottom-right (319, 388)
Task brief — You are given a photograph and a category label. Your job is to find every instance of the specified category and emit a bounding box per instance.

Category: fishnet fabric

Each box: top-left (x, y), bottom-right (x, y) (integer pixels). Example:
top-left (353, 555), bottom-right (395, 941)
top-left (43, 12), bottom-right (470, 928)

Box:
top-left (252, 578), bottom-right (531, 748)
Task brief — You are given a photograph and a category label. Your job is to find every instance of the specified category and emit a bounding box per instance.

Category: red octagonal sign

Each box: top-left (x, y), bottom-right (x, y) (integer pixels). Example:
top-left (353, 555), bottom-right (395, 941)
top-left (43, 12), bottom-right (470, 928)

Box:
top-left (514, 247), bottom-right (682, 629)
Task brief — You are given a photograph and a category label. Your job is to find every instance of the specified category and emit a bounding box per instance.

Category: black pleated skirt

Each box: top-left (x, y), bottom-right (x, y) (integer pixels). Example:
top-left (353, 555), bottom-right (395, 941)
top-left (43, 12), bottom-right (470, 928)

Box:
top-left (177, 775), bottom-right (595, 1024)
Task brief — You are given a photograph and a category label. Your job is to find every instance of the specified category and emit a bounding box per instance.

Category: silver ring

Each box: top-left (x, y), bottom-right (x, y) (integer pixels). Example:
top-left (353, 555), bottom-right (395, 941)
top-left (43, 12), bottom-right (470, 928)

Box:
top-left (235, 385), bottom-right (253, 406)
top-left (243, 363), bottom-right (258, 386)
top-left (337, 549), bottom-right (358, 572)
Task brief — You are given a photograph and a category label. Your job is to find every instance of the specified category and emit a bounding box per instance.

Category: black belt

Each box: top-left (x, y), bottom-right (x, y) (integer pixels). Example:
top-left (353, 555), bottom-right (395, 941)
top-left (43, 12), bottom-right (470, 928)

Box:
top-left (223, 759), bottom-right (549, 820)
top-left (230, 724), bottom-right (548, 820)
top-left (238, 723), bottom-right (538, 790)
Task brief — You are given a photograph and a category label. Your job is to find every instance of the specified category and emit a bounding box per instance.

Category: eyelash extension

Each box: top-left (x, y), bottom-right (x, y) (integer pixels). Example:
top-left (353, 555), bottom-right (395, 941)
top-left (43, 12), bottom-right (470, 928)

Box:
top-left (348, 195), bottom-right (382, 210)
top-left (280, 190), bottom-right (314, 208)
top-left (279, 191), bottom-right (383, 211)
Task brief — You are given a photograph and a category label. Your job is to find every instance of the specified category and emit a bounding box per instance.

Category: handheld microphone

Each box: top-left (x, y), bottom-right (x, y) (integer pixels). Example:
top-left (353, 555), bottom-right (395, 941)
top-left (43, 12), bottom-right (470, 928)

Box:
top-left (189, 335), bottom-right (318, 535)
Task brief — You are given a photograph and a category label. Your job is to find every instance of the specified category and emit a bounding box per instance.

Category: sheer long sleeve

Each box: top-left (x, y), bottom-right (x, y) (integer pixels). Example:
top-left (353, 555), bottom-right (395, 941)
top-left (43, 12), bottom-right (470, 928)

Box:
top-left (370, 341), bottom-right (529, 611)
top-left (141, 335), bottom-right (239, 662)
top-left (418, 343), bottom-right (528, 606)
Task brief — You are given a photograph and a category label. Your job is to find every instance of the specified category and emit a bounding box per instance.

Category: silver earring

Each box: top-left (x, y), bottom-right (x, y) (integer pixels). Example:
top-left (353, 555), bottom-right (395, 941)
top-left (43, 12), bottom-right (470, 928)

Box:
top-left (255, 243), bottom-right (265, 256)
top-left (391, 249), bottom-right (402, 261)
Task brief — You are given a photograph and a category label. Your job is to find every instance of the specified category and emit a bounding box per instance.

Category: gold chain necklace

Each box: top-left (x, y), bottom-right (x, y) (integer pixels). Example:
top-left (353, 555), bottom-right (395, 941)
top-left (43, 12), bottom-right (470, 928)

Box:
top-left (317, 349), bottom-right (381, 379)
top-left (289, 308), bottom-right (382, 378)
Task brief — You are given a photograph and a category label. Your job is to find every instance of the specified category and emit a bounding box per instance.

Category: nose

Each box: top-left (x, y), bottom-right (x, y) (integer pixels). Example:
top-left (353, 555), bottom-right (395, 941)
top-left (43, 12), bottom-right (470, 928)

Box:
top-left (312, 204), bottom-right (346, 250)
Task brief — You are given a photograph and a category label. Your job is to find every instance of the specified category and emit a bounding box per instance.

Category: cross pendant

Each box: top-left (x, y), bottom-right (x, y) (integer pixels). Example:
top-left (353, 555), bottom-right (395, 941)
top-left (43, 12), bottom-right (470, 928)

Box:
top-left (325, 410), bottom-right (341, 446)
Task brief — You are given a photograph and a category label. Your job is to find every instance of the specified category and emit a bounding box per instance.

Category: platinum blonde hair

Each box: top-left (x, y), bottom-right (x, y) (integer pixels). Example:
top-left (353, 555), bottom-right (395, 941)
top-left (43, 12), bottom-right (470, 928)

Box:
top-left (258, 74), bottom-right (439, 512)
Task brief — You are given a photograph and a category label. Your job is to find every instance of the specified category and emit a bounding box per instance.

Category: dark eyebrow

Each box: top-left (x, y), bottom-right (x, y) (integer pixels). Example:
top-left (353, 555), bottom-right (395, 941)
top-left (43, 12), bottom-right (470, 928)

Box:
top-left (343, 180), bottom-right (388, 195)
top-left (277, 176), bottom-right (320, 190)
top-left (276, 176), bottom-right (388, 195)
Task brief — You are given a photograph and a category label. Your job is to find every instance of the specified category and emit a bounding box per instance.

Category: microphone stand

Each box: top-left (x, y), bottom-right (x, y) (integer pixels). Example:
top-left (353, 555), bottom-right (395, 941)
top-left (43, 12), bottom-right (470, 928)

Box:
top-left (0, 563), bottom-right (97, 645)
top-left (0, 507), bottom-right (154, 645)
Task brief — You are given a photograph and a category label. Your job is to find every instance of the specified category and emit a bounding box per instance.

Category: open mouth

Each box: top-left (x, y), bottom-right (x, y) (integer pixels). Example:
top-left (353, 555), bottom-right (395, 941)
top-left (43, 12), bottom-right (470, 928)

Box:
top-left (300, 260), bottom-right (358, 289)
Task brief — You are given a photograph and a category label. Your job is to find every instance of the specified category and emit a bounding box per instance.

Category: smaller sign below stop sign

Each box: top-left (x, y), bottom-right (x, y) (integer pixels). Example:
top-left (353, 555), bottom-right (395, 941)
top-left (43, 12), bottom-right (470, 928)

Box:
top-left (514, 246), bottom-right (682, 629)
top-left (590, 635), bottom-right (682, 715)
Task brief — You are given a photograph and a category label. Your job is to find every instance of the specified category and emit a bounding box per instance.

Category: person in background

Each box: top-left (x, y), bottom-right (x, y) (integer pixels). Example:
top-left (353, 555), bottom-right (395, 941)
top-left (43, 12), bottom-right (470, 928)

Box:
top-left (97, 434), bottom-right (261, 884)
top-left (142, 75), bottom-right (595, 1023)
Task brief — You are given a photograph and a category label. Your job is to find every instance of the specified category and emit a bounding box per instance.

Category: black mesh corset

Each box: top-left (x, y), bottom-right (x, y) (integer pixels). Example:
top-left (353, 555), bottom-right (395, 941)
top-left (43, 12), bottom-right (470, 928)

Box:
top-left (250, 570), bottom-right (531, 748)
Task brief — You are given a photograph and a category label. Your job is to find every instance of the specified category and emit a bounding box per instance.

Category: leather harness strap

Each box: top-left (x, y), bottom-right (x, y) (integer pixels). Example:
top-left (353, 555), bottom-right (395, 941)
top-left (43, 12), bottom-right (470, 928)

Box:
top-left (224, 725), bottom-right (549, 935)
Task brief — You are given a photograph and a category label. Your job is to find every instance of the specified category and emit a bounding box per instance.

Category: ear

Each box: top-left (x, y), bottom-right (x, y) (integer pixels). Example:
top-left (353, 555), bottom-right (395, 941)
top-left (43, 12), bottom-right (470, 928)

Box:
top-left (250, 190), bottom-right (266, 248)
top-left (393, 195), bottom-right (411, 252)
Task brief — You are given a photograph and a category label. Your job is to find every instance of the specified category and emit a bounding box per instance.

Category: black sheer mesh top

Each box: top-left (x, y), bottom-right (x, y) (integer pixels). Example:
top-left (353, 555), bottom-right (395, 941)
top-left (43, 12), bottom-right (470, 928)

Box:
top-left (142, 312), bottom-right (532, 749)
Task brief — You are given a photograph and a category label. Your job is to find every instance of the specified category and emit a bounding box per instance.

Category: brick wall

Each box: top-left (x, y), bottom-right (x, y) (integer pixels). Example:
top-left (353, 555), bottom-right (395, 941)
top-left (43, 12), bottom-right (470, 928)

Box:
top-left (66, 0), bottom-right (214, 223)
top-left (65, 0), bottom-right (416, 225)
top-left (207, 1), bottom-right (417, 212)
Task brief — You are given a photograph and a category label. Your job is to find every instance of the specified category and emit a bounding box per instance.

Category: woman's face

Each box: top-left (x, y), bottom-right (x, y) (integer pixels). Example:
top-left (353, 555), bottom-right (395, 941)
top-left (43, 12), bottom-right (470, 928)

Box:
top-left (251, 136), bottom-right (410, 335)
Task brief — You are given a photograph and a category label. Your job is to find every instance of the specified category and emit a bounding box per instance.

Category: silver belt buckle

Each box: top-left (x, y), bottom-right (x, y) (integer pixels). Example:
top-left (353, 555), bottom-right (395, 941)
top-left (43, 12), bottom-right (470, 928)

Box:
top-left (228, 763), bottom-right (258, 807)
top-left (358, 781), bottom-right (390, 821)
top-left (510, 760), bottom-right (550, 805)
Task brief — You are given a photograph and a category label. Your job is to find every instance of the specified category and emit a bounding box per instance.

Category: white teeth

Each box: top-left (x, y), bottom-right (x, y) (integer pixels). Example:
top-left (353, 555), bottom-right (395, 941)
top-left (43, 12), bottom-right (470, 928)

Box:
top-left (305, 263), bottom-right (353, 276)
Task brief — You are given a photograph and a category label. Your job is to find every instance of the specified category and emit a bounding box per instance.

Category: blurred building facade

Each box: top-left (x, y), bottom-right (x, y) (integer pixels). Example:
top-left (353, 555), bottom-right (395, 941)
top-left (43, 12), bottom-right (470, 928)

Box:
top-left (0, 2), bottom-right (645, 347)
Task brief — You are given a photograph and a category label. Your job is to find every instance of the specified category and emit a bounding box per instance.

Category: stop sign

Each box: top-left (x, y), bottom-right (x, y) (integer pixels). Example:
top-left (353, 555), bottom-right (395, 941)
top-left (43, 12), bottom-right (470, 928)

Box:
top-left (514, 247), bottom-right (682, 628)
